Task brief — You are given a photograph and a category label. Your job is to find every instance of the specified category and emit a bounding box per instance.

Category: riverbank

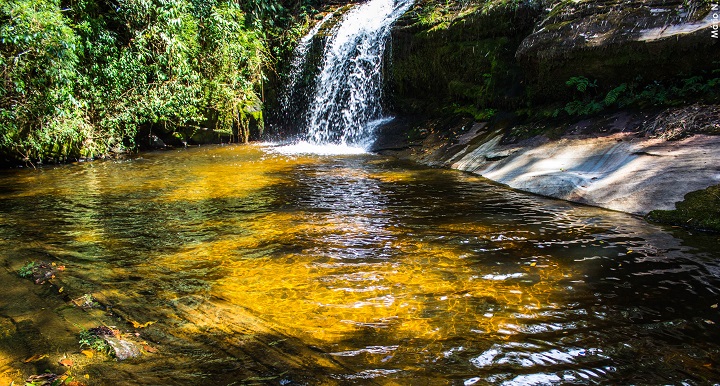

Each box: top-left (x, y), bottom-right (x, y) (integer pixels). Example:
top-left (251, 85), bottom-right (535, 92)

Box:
top-left (371, 105), bottom-right (720, 231)
top-left (374, 0), bottom-right (720, 232)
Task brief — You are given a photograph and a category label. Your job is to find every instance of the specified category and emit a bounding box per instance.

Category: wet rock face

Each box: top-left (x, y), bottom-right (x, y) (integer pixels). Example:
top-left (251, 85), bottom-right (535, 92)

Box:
top-left (388, 0), bottom-right (719, 115)
top-left (388, 2), bottom-right (542, 114)
top-left (374, 106), bottom-right (720, 216)
top-left (516, 0), bottom-right (718, 102)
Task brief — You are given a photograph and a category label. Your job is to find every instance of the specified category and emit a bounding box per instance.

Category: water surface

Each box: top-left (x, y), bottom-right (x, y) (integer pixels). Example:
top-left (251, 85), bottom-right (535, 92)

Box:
top-left (0, 144), bottom-right (718, 385)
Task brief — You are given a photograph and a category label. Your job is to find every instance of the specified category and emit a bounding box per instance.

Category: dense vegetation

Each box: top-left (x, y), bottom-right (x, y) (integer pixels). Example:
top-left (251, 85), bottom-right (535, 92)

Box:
top-left (0, 0), bottom-right (320, 165)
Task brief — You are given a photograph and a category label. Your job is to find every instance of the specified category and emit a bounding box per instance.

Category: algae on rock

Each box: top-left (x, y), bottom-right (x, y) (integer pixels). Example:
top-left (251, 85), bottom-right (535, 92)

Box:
top-left (647, 185), bottom-right (720, 233)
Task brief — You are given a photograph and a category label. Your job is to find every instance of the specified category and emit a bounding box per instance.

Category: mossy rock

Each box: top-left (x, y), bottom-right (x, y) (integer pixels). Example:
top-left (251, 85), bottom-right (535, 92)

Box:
top-left (517, 0), bottom-right (718, 104)
top-left (647, 184), bottom-right (720, 232)
top-left (389, 2), bottom-right (540, 115)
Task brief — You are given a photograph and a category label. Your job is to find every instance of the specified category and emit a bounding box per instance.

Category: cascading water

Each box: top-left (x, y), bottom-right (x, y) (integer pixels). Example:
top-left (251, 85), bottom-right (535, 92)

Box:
top-left (283, 0), bottom-right (413, 152)
top-left (281, 13), bottom-right (334, 114)
top-left (306, 0), bottom-right (413, 147)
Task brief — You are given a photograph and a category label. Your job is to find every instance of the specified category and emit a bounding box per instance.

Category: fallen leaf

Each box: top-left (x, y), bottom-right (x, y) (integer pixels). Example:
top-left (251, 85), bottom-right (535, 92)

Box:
top-left (23, 354), bottom-right (48, 363)
top-left (58, 286), bottom-right (64, 293)
top-left (57, 265), bottom-right (66, 271)
top-left (130, 320), bottom-right (156, 329)
top-left (143, 345), bottom-right (158, 353)
top-left (81, 350), bottom-right (94, 358)
top-left (59, 359), bottom-right (74, 367)
top-left (530, 262), bottom-right (537, 267)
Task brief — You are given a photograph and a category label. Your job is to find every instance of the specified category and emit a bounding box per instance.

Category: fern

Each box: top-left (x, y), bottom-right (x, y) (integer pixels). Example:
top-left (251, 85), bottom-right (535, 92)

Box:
top-left (583, 101), bottom-right (604, 115)
top-left (564, 100), bottom-right (604, 116)
top-left (603, 83), bottom-right (627, 106)
top-left (566, 76), bottom-right (596, 93)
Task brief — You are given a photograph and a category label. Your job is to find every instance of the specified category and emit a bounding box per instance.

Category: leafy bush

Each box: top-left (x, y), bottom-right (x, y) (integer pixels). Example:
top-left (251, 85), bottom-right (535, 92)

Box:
top-left (0, 0), bottom-right (275, 164)
top-left (0, 0), bottom-right (84, 162)
top-left (556, 74), bottom-right (720, 118)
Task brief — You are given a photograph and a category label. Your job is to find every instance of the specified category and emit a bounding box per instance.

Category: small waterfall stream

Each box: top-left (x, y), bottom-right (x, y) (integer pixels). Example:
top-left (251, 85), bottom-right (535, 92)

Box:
top-left (282, 0), bottom-right (413, 152)
top-left (281, 13), bottom-right (334, 113)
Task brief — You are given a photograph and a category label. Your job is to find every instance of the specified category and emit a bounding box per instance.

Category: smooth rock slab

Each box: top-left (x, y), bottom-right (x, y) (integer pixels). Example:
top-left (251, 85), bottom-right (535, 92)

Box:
top-left (452, 133), bottom-right (720, 215)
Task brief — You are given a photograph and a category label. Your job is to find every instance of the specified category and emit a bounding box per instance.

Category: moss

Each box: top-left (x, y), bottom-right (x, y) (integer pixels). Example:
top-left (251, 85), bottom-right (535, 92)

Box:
top-left (389, 2), bottom-right (538, 116)
top-left (452, 105), bottom-right (496, 120)
top-left (647, 185), bottom-right (720, 233)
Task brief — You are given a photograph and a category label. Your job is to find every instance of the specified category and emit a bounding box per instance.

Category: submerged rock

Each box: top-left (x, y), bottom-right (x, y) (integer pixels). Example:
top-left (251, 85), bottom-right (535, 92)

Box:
top-left (104, 336), bottom-right (142, 360)
top-left (25, 373), bottom-right (61, 386)
top-left (86, 326), bottom-right (142, 360)
top-left (18, 261), bottom-right (63, 284)
top-left (0, 317), bottom-right (15, 339)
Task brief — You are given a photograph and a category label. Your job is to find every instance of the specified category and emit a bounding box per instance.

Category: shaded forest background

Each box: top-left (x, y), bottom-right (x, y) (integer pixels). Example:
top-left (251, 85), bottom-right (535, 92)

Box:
top-left (0, 0), bottom-right (321, 164)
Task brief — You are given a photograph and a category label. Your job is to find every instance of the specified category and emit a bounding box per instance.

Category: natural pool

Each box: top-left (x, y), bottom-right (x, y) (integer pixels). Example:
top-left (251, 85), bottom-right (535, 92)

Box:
top-left (0, 144), bottom-right (718, 385)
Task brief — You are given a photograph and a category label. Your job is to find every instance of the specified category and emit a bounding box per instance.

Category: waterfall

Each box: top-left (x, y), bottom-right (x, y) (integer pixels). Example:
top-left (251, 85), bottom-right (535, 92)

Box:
top-left (305, 0), bottom-right (413, 148)
top-left (281, 0), bottom-right (412, 153)
top-left (281, 13), bottom-right (335, 114)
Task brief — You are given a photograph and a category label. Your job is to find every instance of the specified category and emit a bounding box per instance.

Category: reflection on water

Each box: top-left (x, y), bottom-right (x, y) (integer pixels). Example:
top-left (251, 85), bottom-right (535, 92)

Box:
top-left (0, 144), bottom-right (719, 385)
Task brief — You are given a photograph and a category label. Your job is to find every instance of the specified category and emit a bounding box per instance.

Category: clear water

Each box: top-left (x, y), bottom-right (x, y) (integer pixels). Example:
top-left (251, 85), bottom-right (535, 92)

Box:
top-left (0, 144), bottom-right (718, 385)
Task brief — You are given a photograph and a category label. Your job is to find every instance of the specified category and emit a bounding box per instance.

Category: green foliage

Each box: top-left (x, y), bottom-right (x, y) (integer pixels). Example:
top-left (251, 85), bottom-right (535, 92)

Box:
top-left (79, 329), bottom-right (113, 355)
top-left (602, 83), bottom-right (627, 106)
top-left (200, 4), bottom-right (266, 140)
top-left (413, 0), bottom-right (529, 28)
top-left (243, 0), bottom-right (286, 27)
top-left (18, 261), bottom-right (38, 278)
top-left (0, 0), bottom-right (84, 162)
top-left (452, 105), bottom-right (496, 121)
top-left (564, 100), bottom-right (603, 116)
top-left (0, 0), bottom-right (272, 164)
top-left (555, 74), bottom-right (720, 118)
top-left (566, 76), bottom-right (596, 93)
